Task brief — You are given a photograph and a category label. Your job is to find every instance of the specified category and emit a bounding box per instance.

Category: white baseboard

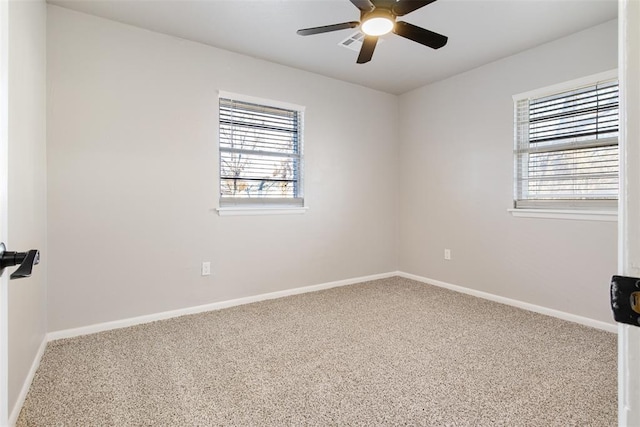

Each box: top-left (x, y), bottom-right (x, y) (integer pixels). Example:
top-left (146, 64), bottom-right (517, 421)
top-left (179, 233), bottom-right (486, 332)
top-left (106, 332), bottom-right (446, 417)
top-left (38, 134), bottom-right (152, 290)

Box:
top-left (398, 271), bottom-right (617, 333)
top-left (47, 270), bottom-right (617, 342)
top-left (47, 271), bottom-right (398, 341)
top-left (8, 336), bottom-right (47, 426)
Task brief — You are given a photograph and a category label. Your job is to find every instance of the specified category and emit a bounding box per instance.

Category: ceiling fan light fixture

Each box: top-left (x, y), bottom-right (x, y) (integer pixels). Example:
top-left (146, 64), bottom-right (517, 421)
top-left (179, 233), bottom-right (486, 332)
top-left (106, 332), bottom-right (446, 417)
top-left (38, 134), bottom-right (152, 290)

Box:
top-left (296, 0), bottom-right (448, 64)
top-left (360, 10), bottom-right (395, 36)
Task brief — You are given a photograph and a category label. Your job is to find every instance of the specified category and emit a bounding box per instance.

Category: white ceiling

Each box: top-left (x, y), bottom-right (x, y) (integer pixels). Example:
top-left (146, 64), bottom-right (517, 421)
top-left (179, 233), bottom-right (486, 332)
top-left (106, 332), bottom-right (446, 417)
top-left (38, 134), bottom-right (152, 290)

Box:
top-left (48, 0), bottom-right (618, 94)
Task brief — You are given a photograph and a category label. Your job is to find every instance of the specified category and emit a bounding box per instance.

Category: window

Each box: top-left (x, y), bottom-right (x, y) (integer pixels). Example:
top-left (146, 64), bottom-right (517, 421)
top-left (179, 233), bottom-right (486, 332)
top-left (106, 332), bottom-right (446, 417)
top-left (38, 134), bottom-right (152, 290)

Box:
top-left (218, 92), bottom-right (304, 212)
top-left (513, 71), bottom-right (619, 212)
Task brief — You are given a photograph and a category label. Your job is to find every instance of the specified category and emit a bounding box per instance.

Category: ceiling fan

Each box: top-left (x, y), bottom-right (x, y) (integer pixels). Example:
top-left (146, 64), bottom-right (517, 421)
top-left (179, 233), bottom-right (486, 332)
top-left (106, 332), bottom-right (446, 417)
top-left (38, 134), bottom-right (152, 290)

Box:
top-left (296, 0), bottom-right (448, 64)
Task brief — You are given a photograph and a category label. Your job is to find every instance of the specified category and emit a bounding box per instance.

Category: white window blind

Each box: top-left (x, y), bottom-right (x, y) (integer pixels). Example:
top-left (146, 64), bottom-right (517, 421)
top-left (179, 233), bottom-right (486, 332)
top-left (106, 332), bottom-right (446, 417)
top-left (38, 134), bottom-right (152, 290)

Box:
top-left (219, 97), bottom-right (303, 207)
top-left (514, 77), bottom-right (619, 209)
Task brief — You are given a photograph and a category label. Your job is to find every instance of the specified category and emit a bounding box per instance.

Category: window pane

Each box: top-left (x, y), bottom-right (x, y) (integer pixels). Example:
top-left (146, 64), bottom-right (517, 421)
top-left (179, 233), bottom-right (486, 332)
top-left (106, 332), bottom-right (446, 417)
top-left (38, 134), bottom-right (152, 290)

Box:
top-left (524, 145), bottom-right (618, 200)
top-left (529, 82), bottom-right (618, 146)
top-left (220, 151), bottom-right (299, 198)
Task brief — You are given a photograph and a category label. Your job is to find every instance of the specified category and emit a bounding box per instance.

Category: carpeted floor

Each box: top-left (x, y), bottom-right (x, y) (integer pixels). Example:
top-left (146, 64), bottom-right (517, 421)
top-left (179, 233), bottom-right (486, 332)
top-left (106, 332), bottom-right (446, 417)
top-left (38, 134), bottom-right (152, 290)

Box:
top-left (17, 277), bottom-right (616, 426)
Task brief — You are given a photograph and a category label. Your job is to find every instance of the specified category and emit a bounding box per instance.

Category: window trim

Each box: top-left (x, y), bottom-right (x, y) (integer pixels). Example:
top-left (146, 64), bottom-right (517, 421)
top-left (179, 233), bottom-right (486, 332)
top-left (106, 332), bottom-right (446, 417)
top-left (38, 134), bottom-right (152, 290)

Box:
top-left (511, 69), bottom-right (619, 218)
top-left (507, 208), bottom-right (617, 222)
top-left (217, 91), bottom-right (306, 216)
top-left (216, 206), bottom-right (309, 216)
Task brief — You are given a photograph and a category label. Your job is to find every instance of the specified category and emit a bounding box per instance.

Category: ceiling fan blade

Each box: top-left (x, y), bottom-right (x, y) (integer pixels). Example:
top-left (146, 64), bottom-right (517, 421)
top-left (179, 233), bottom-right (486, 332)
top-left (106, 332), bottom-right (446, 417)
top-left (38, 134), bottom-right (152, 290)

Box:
top-left (392, 0), bottom-right (438, 17)
top-left (393, 21), bottom-right (448, 49)
top-left (349, 0), bottom-right (375, 12)
top-left (357, 35), bottom-right (378, 64)
top-left (297, 21), bottom-right (360, 36)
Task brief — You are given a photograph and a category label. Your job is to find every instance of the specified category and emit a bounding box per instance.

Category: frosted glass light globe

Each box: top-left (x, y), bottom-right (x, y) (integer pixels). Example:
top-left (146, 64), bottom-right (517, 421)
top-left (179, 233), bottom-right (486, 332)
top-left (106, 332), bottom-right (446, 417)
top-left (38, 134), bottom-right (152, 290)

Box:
top-left (361, 17), bottom-right (394, 36)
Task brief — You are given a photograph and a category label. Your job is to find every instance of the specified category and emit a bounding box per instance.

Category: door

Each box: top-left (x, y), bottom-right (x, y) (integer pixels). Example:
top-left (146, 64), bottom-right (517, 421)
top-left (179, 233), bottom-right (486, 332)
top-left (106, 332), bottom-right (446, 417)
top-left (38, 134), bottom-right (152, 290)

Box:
top-left (0, 0), bottom-right (8, 424)
top-left (618, 1), bottom-right (640, 426)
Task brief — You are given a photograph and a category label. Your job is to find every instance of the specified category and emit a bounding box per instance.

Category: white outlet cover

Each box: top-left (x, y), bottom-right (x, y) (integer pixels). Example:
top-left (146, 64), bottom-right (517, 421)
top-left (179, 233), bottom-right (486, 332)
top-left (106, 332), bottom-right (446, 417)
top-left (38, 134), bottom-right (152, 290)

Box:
top-left (201, 262), bottom-right (211, 276)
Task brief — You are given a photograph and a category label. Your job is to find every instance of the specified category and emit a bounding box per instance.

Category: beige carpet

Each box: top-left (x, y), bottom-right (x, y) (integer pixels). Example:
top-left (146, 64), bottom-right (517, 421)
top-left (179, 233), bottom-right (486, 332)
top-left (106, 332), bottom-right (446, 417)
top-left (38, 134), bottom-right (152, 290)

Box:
top-left (17, 277), bottom-right (616, 426)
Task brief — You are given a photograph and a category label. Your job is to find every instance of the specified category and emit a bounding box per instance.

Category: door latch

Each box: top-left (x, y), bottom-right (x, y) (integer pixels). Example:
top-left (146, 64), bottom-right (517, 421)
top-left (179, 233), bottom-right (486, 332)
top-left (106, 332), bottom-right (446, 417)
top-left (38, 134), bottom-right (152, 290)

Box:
top-left (0, 242), bottom-right (40, 280)
top-left (611, 275), bottom-right (640, 327)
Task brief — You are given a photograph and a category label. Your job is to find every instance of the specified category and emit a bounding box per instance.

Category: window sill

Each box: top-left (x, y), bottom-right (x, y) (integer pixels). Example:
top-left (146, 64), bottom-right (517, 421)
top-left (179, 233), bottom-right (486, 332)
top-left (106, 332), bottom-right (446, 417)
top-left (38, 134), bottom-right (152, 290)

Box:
top-left (217, 206), bottom-right (309, 216)
top-left (508, 208), bottom-right (617, 222)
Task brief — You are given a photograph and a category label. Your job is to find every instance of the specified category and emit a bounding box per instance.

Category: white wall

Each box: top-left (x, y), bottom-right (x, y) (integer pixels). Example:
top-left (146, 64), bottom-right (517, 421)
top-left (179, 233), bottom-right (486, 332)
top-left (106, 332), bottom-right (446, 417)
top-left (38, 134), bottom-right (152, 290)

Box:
top-left (7, 0), bottom-right (47, 419)
top-left (46, 6), bottom-right (399, 332)
top-left (46, 4), bottom-right (619, 332)
top-left (399, 20), bottom-right (618, 324)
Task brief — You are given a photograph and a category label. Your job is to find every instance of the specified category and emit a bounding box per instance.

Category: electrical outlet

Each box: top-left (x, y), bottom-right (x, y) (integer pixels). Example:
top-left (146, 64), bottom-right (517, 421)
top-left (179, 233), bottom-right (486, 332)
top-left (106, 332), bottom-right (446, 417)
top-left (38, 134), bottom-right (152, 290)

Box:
top-left (201, 261), bottom-right (211, 276)
top-left (444, 249), bottom-right (451, 260)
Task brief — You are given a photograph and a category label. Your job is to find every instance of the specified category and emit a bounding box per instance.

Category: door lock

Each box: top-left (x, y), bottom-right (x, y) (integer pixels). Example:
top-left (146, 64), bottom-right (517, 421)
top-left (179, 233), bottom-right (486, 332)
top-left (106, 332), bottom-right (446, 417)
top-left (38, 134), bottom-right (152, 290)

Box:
top-left (0, 242), bottom-right (40, 280)
top-left (611, 275), bottom-right (640, 326)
